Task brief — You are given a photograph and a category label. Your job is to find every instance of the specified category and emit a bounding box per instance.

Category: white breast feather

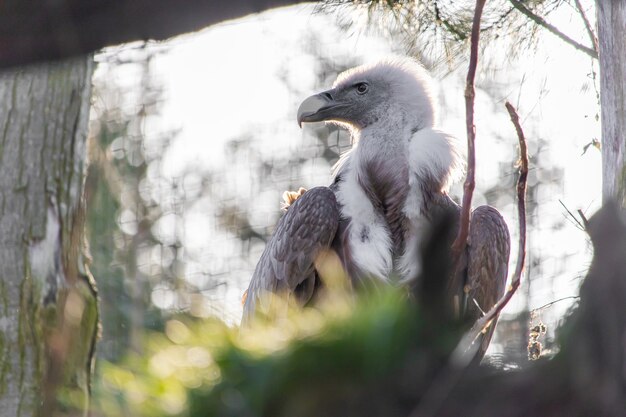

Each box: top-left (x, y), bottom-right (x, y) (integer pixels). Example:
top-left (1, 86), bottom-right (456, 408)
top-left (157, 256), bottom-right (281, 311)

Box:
top-left (397, 173), bottom-right (427, 282)
top-left (407, 128), bottom-right (465, 193)
top-left (336, 157), bottom-right (393, 281)
top-left (335, 128), bottom-right (463, 283)
top-left (399, 128), bottom-right (465, 283)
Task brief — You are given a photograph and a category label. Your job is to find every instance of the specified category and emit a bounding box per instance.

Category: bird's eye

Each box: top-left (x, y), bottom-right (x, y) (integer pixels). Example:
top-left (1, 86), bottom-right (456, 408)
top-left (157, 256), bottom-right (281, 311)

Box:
top-left (355, 83), bottom-right (369, 94)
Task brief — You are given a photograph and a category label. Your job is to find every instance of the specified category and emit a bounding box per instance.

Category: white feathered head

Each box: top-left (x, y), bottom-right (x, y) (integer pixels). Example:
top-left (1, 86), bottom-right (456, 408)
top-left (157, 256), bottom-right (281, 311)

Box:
top-left (298, 57), bottom-right (436, 132)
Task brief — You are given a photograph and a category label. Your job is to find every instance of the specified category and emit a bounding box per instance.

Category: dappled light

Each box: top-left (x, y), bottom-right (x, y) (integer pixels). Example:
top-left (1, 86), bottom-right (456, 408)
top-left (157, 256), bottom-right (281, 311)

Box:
top-left (87, 3), bottom-right (599, 376)
top-left (0, 0), bottom-right (608, 417)
top-left (92, 287), bottom-right (423, 417)
top-left (2, 1), bottom-right (620, 416)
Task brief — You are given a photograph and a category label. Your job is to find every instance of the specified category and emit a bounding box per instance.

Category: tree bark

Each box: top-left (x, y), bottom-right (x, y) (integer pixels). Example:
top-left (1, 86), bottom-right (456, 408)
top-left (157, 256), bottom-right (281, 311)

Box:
top-left (597, 2), bottom-right (626, 208)
top-left (0, 57), bottom-right (97, 416)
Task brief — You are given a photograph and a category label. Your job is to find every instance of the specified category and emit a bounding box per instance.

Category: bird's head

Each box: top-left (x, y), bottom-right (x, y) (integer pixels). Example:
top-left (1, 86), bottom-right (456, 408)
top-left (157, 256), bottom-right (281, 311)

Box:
top-left (297, 58), bottom-right (436, 132)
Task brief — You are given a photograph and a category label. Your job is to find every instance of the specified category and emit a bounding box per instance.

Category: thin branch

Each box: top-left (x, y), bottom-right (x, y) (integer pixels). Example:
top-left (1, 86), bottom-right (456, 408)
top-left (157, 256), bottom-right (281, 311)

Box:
top-left (410, 4), bottom-right (487, 417)
top-left (577, 209), bottom-right (590, 230)
top-left (434, 0), bottom-right (468, 42)
top-left (559, 199), bottom-right (586, 231)
top-left (454, 101), bottom-right (529, 357)
top-left (573, 0), bottom-right (599, 55)
top-left (508, 0), bottom-right (598, 59)
top-left (530, 295), bottom-right (580, 314)
top-left (451, 0), bottom-right (486, 263)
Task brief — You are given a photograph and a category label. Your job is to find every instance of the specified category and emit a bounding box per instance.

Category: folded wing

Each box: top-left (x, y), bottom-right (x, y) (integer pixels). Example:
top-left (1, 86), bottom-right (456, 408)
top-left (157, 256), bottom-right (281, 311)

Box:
top-left (242, 187), bottom-right (340, 324)
top-left (456, 205), bottom-right (511, 361)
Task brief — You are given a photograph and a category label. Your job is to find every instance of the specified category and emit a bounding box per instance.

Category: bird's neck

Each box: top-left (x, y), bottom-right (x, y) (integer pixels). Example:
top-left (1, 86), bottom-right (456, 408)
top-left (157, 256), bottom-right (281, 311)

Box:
top-left (352, 124), bottom-right (410, 160)
top-left (350, 126), bottom-right (413, 256)
top-left (349, 124), bottom-right (457, 219)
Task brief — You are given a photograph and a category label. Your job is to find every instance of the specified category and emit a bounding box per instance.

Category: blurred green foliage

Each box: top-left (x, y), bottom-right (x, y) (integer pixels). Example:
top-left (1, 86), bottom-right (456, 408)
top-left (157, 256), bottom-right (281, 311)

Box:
top-left (84, 2), bottom-right (589, 412)
top-left (91, 287), bottom-right (460, 417)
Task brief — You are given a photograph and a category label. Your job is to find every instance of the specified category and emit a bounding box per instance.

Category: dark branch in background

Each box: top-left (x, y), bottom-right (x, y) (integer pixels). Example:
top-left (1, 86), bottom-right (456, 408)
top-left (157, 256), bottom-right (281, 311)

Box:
top-left (577, 209), bottom-right (590, 230)
top-left (508, 0), bottom-right (598, 59)
top-left (559, 199), bottom-right (586, 231)
top-left (433, 0), bottom-right (468, 41)
top-left (558, 200), bottom-right (591, 232)
top-left (456, 101), bottom-right (528, 356)
top-left (0, 0), bottom-right (310, 69)
top-left (573, 0), bottom-right (599, 55)
top-left (451, 0), bottom-right (486, 264)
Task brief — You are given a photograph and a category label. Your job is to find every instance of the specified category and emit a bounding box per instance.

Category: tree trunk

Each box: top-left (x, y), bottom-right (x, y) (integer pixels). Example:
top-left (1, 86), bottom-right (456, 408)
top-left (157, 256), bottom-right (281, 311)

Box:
top-left (0, 57), bottom-right (97, 416)
top-left (597, 2), bottom-right (626, 207)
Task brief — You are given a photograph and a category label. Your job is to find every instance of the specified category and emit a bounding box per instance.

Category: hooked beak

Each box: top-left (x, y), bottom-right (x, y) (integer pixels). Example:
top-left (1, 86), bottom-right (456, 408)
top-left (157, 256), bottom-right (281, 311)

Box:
top-left (297, 90), bottom-right (344, 127)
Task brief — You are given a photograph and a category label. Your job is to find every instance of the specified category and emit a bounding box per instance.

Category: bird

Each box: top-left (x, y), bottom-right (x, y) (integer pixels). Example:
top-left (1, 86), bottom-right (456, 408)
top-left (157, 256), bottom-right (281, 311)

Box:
top-left (242, 57), bottom-right (510, 360)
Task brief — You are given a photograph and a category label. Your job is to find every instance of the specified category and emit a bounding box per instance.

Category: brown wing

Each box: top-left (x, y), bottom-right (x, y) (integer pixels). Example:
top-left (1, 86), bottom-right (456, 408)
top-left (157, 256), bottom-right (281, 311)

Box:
top-left (241, 186), bottom-right (339, 324)
top-left (462, 205), bottom-right (511, 361)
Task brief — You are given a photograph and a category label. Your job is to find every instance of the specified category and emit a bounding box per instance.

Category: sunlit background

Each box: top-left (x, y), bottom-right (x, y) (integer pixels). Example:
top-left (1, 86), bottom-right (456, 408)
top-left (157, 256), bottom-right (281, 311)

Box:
top-left (87, 0), bottom-right (600, 392)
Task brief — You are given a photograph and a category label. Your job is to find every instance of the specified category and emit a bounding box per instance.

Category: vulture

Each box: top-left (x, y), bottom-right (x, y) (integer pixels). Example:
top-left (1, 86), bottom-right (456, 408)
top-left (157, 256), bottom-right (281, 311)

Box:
top-left (242, 58), bottom-right (510, 360)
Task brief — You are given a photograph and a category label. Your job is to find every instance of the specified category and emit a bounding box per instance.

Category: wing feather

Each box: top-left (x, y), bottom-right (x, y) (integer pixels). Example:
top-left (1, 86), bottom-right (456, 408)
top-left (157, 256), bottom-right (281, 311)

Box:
top-left (464, 205), bottom-right (511, 359)
top-left (242, 186), bottom-right (339, 323)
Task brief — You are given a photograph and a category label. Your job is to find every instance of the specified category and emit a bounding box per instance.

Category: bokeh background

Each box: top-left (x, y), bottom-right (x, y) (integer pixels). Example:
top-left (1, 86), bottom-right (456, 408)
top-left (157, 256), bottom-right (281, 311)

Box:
top-left (85, 0), bottom-right (600, 402)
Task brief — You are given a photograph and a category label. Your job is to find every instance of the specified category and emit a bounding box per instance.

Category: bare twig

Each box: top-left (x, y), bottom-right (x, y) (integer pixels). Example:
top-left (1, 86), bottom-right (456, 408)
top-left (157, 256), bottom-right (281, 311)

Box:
top-left (530, 295), bottom-right (580, 313)
top-left (508, 0), bottom-right (598, 59)
top-left (559, 199), bottom-right (586, 231)
top-left (451, 0), bottom-right (486, 263)
top-left (577, 209), bottom-right (590, 230)
top-left (454, 101), bottom-right (528, 357)
top-left (573, 0), bottom-right (599, 55)
top-left (411, 4), bottom-right (487, 417)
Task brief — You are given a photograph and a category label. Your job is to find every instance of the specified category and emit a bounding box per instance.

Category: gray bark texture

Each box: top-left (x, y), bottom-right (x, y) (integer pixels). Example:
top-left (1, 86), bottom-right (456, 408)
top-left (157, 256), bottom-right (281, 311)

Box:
top-left (0, 57), bottom-right (98, 416)
top-left (597, 1), bottom-right (626, 208)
